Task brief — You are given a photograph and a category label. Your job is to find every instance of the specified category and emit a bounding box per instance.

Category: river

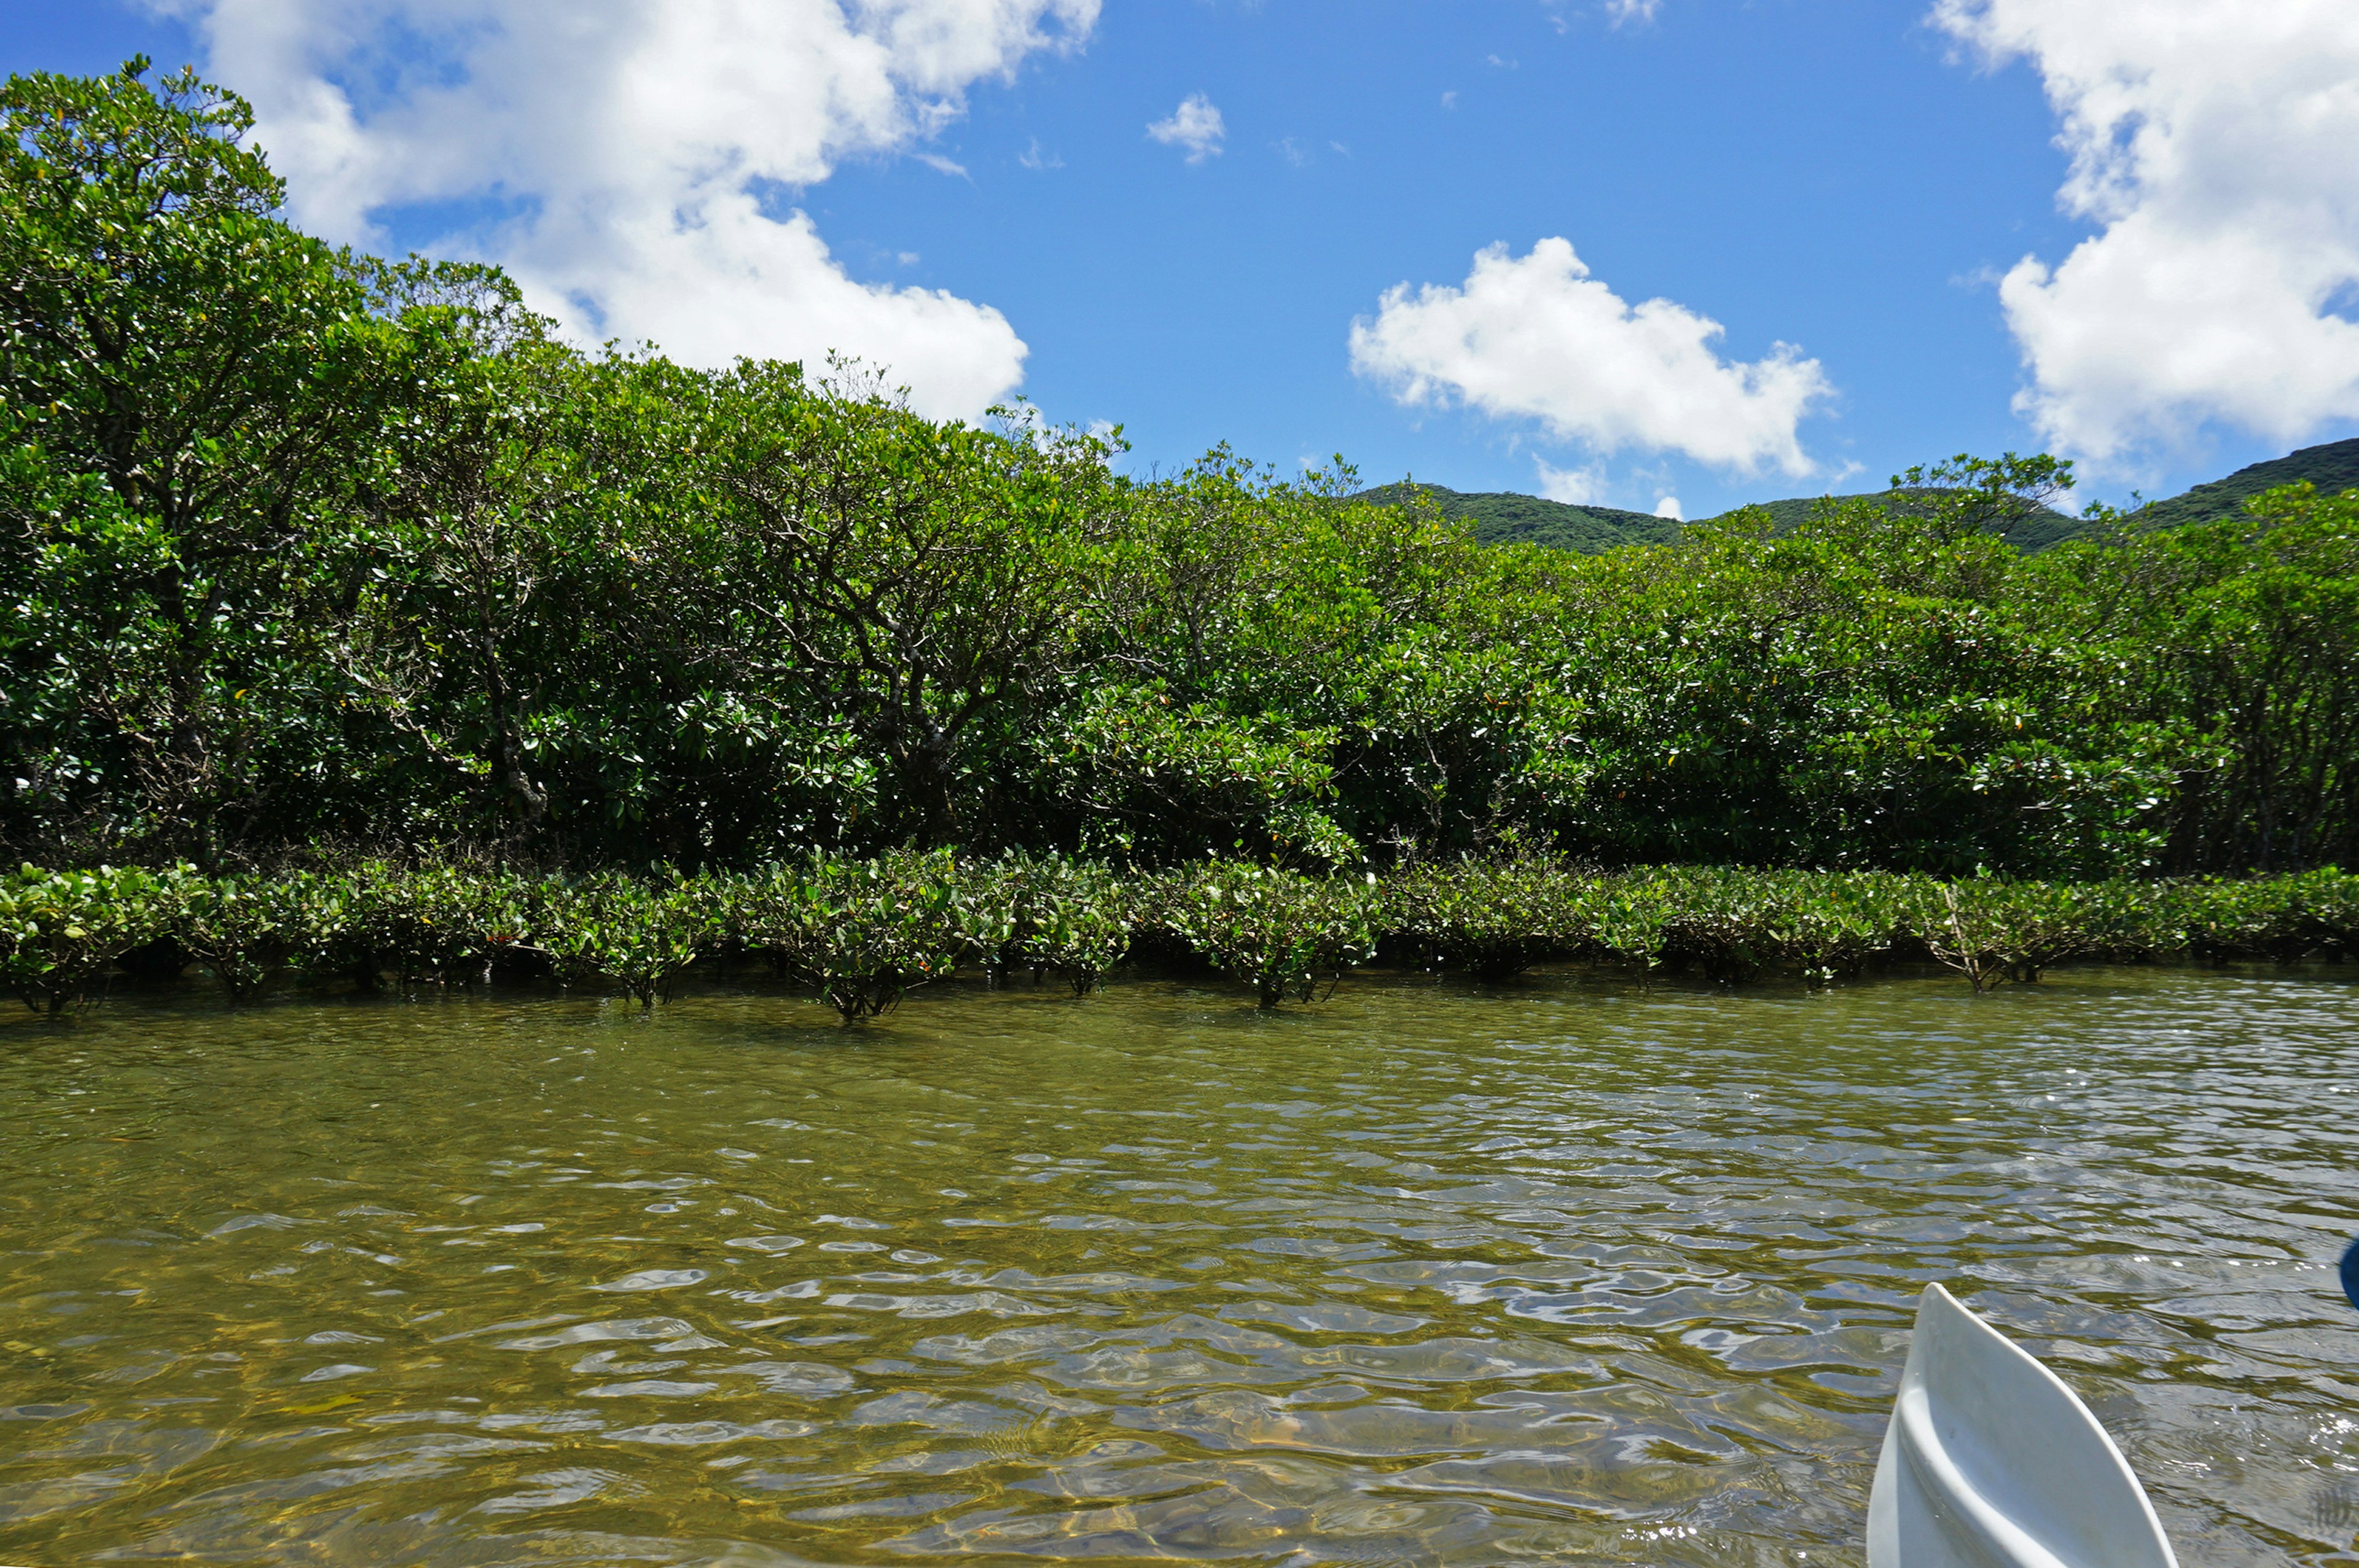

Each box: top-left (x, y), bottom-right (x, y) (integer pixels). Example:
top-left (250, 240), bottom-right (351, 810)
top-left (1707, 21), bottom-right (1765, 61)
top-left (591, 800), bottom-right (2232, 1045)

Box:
top-left (4, 965), bottom-right (2357, 1565)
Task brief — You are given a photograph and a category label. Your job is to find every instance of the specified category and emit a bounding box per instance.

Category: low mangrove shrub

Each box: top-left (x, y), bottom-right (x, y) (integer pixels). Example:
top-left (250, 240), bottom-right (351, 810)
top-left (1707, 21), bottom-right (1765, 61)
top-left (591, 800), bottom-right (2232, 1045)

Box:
top-left (2, 856), bottom-right (2353, 1016)
top-left (1389, 857), bottom-right (1592, 980)
top-left (527, 872), bottom-right (718, 1007)
top-left (969, 853), bottom-right (1133, 994)
top-left (175, 865), bottom-right (538, 997)
top-left (178, 873), bottom-right (298, 1002)
top-left (1914, 878), bottom-right (2147, 991)
top-left (732, 851), bottom-right (971, 1020)
top-left (1148, 863), bottom-right (1380, 1008)
top-left (2155, 870), bottom-right (2359, 964)
top-left (1, 863), bottom-right (183, 1013)
top-left (373, 864), bottom-right (533, 986)
top-left (1646, 867), bottom-right (1911, 984)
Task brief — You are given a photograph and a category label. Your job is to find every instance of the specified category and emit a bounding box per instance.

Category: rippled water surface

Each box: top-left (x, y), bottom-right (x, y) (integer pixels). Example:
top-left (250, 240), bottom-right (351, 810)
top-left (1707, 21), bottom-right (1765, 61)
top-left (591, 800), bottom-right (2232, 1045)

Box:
top-left (6, 966), bottom-right (2359, 1566)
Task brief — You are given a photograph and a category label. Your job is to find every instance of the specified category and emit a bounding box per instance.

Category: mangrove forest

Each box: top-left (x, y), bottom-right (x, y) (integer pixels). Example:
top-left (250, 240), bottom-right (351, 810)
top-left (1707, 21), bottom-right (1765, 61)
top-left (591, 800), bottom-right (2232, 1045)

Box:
top-left (4, 61), bottom-right (2357, 1012)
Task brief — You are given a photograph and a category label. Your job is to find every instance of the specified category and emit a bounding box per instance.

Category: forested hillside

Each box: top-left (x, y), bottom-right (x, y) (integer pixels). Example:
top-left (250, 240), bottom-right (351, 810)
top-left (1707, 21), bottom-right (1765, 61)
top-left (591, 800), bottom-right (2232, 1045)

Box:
top-left (1356, 472), bottom-right (2100, 554)
top-left (1388, 440), bottom-right (2359, 556)
top-left (1721, 486), bottom-right (2095, 551)
top-left (1729, 440), bottom-right (2359, 545)
top-left (6, 63), bottom-right (2357, 883)
top-left (2129, 438), bottom-right (2359, 531)
top-left (1353, 482), bottom-right (1681, 555)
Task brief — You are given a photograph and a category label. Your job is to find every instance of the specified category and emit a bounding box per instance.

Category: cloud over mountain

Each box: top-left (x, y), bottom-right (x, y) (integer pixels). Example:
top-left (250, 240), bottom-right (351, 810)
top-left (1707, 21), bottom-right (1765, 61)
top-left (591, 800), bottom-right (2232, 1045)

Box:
top-left (1348, 238), bottom-right (1829, 475)
top-left (1938, 0), bottom-right (2359, 464)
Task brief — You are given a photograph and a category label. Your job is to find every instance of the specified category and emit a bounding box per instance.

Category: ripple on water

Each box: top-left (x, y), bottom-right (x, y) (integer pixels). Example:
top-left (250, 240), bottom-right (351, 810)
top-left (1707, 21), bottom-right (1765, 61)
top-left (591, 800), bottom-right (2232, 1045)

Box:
top-left (1, 965), bottom-right (2356, 1565)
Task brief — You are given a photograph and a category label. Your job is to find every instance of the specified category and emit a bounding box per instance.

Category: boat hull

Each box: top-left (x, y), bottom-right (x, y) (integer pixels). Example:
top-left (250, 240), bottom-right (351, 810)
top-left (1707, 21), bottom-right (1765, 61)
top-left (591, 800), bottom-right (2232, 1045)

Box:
top-left (1866, 1282), bottom-right (2177, 1568)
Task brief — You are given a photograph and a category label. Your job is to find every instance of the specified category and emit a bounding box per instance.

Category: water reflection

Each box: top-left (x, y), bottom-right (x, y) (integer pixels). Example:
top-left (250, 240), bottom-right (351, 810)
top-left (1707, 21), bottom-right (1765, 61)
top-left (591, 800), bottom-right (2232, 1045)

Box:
top-left (2, 965), bottom-right (2357, 1565)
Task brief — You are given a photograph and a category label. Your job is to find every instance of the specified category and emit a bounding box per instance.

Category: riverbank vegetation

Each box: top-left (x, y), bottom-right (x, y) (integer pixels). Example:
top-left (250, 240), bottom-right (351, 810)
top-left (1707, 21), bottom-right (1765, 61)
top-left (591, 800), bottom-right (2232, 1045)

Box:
top-left (7, 859), bottom-right (2355, 1016)
top-left (4, 63), bottom-right (2357, 1015)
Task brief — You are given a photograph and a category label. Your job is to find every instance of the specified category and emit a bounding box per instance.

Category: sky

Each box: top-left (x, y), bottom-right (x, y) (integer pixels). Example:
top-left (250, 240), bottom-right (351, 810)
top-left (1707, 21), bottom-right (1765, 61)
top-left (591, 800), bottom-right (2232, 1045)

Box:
top-left (5, 0), bottom-right (2357, 520)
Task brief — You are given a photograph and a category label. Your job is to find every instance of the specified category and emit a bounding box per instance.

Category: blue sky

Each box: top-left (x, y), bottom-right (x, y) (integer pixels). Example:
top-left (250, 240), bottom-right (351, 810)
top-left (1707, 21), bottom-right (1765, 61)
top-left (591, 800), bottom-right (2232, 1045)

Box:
top-left (7, 0), bottom-right (2357, 518)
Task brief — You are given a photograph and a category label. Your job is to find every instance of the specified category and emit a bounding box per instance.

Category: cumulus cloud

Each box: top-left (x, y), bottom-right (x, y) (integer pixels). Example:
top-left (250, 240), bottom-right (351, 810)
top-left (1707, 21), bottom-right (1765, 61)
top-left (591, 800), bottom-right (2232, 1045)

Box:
top-left (1652, 495), bottom-right (1683, 520)
top-left (1146, 93), bottom-right (1225, 163)
top-left (166, 0), bottom-right (1100, 418)
top-left (1532, 457), bottom-right (1604, 504)
top-left (1350, 238), bottom-right (1830, 475)
top-left (1936, 0), bottom-right (2359, 463)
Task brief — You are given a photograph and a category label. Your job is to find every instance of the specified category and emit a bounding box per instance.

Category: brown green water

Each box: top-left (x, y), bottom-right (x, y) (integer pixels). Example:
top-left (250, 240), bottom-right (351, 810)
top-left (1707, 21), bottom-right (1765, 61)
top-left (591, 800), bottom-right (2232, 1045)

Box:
top-left (4, 967), bottom-right (2359, 1567)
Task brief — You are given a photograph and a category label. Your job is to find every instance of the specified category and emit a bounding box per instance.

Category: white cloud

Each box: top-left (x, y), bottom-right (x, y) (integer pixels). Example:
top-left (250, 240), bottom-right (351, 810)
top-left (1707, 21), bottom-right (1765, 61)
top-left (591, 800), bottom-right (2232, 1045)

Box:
top-left (1146, 92), bottom-right (1224, 163)
top-left (1605, 0), bottom-right (1661, 25)
top-left (1532, 458), bottom-right (1603, 505)
top-left (168, 0), bottom-right (1100, 419)
top-left (1349, 237), bottom-right (1830, 475)
top-left (1652, 495), bottom-right (1683, 520)
top-left (1936, 0), bottom-right (2359, 463)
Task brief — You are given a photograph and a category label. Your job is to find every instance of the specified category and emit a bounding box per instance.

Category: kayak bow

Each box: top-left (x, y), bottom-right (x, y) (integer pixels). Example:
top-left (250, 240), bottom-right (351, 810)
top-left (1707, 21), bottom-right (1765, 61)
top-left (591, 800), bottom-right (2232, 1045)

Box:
top-left (1867, 1282), bottom-right (2177, 1568)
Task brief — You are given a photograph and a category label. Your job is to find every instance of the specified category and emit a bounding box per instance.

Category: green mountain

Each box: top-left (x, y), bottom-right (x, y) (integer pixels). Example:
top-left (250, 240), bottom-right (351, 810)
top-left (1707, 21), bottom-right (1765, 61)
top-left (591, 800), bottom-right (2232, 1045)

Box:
top-left (1721, 488), bottom-right (2094, 552)
top-left (2124, 436), bottom-right (2359, 530)
top-left (1355, 478), bottom-right (2079, 555)
top-left (1355, 482), bottom-right (1683, 554)
top-left (1366, 435), bottom-right (2359, 557)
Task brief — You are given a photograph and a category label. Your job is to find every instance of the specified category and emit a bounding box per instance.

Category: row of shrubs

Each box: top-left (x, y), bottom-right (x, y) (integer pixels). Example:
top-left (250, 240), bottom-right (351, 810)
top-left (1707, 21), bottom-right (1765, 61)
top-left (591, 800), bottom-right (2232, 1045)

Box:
top-left (6, 856), bottom-right (2357, 1019)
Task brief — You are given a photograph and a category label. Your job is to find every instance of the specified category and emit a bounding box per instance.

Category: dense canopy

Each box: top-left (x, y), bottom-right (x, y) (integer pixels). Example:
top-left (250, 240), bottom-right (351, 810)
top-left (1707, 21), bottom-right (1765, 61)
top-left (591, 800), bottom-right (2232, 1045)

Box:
top-left (4, 63), bottom-right (2355, 883)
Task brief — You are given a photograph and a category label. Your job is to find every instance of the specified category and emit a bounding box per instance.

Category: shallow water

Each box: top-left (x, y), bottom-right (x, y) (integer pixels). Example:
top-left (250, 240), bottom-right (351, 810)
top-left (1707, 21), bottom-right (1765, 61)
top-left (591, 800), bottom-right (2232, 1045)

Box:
top-left (4, 965), bottom-right (2359, 1566)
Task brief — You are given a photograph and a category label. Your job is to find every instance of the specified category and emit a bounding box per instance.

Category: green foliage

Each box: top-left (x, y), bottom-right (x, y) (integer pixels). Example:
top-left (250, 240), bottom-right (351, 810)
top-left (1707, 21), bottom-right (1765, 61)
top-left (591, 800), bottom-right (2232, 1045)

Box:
top-left (1888, 452), bottom-right (2077, 546)
top-left (525, 871), bottom-right (717, 1007)
top-left (176, 860), bottom-right (536, 1000)
top-left (2146, 870), bottom-right (2359, 964)
top-left (2127, 437), bottom-right (2359, 532)
top-left (177, 872), bottom-right (294, 1000)
top-left (1037, 686), bottom-right (1354, 867)
top-left (1148, 863), bottom-right (1379, 1007)
top-left (0, 862), bottom-right (181, 1012)
top-left (2, 63), bottom-right (2353, 886)
top-left (1644, 866), bottom-right (1907, 985)
top-left (1389, 857), bottom-right (1592, 979)
top-left (731, 851), bottom-right (970, 1020)
top-left (371, 862), bottom-right (532, 983)
top-left (0, 60), bottom-right (410, 863)
top-left (2028, 483), bottom-right (2359, 873)
top-left (267, 870), bottom-right (399, 989)
top-left (5, 857), bottom-right (2358, 1016)
top-left (968, 852), bottom-right (1132, 995)
top-left (1352, 482), bottom-right (1681, 555)
top-left (696, 367), bottom-right (1128, 849)
top-left (1917, 878), bottom-right (2143, 991)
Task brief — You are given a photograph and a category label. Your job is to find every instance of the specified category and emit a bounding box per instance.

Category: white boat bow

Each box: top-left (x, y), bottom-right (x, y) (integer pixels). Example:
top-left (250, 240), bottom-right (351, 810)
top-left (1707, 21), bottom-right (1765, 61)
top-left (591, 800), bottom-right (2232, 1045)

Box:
top-left (1867, 1282), bottom-right (2177, 1568)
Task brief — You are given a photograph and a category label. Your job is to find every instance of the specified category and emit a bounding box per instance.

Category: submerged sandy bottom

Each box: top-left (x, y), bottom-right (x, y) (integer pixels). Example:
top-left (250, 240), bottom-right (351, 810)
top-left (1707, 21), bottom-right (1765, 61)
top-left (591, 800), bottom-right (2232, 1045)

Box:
top-left (3, 965), bottom-right (2355, 1566)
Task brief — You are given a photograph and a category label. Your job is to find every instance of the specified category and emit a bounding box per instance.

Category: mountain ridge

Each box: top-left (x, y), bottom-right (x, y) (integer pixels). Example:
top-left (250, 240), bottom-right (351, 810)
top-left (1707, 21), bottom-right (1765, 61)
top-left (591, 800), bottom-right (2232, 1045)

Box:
top-left (1361, 435), bottom-right (2359, 556)
top-left (2126, 437), bottom-right (2359, 531)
